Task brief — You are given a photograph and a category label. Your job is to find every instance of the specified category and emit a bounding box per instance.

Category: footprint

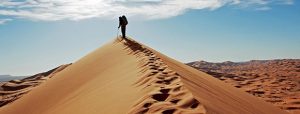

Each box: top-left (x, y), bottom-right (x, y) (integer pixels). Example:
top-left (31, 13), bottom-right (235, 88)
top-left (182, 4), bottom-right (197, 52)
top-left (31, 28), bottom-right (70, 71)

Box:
top-left (149, 64), bottom-right (156, 67)
top-left (162, 72), bottom-right (168, 75)
top-left (160, 88), bottom-right (171, 94)
top-left (158, 68), bottom-right (166, 71)
top-left (173, 86), bottom-right (182, 92)
top-left (164, 77), bottom-right (179, 85)
top-left (170, 99), bottom-right (181, 104)
top-left (162, 109), bottom-right (176, 114)
top-left (190, 99), bottom-right (200, 109)
top-left (143, 102), bottom-right (153, 108)
top-left (152, 93), bottom-right (169, 101)
top-left (156, 80), bottom-right (164, 84)
top-left (150, 67), bottom-right (158, 70)
top-left (151, 71), bottom-right (159, 74)
top-left (147, 61), bottom-right (154, 64)
top-left (150, 55), bottom-right (156, 58)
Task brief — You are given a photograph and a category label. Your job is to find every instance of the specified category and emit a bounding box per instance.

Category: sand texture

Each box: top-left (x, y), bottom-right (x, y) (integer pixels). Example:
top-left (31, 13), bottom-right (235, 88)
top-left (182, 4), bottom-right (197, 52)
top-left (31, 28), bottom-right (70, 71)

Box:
top-left (0, 64), bottom-right (70, 107)
top-left (0, 37), bottom-right (288, 114)
top-left (188, 60), bottom-right (300, 114)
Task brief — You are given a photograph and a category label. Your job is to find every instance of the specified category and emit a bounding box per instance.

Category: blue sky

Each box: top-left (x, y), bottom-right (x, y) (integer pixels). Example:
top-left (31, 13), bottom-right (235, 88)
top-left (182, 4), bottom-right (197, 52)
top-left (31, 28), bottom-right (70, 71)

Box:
top-left (0, 0), bottom-right (299, 76)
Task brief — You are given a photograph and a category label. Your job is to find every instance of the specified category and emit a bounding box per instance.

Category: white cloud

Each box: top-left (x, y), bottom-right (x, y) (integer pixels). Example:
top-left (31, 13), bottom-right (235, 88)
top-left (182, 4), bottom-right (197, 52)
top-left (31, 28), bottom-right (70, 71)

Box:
top-left (0, 18), bottom-right (12, 24)
top-left (0, 0), bottom-right (294, 22)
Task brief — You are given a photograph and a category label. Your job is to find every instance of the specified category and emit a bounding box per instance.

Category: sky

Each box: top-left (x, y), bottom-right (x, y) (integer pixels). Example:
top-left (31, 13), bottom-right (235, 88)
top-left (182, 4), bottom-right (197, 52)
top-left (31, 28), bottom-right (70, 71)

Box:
top-left (0, 0), bottom-right (299, 76)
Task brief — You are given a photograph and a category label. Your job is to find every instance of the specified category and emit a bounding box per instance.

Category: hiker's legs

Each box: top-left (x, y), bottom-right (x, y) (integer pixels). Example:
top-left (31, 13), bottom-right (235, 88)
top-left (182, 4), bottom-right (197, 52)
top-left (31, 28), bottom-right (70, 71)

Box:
top-left (121, 26), bottom-right (126, 38)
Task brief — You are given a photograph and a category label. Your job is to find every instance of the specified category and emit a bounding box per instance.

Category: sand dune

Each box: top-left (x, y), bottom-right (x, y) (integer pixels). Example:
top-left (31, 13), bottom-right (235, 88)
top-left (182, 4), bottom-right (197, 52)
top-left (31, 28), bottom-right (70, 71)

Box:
top-left (0, 64), bottom-right (70, 107)
top-left (188, 60), bottom-right (300, 114)
top-left (0, 37), bottom-right (288, 114)
top-left (0, 75), bottom-right (27, 82)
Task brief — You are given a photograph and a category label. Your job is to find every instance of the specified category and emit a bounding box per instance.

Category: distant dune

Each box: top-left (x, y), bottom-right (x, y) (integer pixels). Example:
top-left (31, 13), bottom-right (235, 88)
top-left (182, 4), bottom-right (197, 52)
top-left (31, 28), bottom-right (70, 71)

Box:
top-left (0, 38), bottom-right (288, 114)
top-left (0, 64), bottom-right (70, 107)
top-left (0, 75), bottom-right (28, 82)
top-left (187, 60), bottom-right (300, 114)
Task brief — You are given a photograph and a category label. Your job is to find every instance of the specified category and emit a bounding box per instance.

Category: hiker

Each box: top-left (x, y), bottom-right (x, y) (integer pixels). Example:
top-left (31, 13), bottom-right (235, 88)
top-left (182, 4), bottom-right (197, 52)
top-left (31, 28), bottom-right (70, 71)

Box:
top-left (118, 15), bottom-right (128, 38)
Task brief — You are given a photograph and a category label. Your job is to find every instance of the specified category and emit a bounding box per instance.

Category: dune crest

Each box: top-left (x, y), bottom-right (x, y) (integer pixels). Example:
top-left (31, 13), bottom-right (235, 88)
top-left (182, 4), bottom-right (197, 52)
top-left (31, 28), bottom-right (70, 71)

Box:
top-left (0, 37), bottom-right (288, 114)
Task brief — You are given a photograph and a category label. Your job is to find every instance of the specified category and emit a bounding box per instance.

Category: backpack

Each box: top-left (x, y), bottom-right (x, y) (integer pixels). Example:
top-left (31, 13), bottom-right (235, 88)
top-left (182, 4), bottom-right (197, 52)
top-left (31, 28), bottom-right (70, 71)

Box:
top-left (122, 16), bottom-right (128, 25)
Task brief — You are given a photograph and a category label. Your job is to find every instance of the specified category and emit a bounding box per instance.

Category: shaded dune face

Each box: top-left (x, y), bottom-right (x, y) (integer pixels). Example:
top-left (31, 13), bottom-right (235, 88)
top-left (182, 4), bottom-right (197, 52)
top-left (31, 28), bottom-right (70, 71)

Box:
top-left (0, 37), bottom-right (288, 114)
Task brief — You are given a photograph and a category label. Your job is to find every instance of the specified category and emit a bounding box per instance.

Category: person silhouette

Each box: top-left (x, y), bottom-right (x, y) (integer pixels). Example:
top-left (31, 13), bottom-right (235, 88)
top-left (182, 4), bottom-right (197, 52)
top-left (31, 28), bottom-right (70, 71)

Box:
top-left (118, 15), bottom-right (128, 38)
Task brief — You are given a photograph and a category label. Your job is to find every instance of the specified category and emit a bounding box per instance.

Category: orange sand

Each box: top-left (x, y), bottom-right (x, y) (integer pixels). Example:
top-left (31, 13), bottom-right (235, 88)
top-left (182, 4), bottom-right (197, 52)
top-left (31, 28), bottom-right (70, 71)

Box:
top-left (0, 37), bottom-right (288, 114)
top-left (188, 60), bottom-right (300, 114)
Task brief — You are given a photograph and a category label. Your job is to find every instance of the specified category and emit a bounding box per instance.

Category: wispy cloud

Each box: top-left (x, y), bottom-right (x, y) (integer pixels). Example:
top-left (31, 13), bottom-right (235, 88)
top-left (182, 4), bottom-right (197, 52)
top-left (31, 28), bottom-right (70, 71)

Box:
top-left (0, 18), bottom-right (12, 24)
top-left (0, 0), bottom-right (294, 23)
top-left (255, 6), bottom-right (272, 11)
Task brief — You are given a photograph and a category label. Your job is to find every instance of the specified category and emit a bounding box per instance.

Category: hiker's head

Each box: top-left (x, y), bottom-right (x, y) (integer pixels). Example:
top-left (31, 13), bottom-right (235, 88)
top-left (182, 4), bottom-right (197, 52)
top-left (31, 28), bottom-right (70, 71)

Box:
top-left (122, 15), bottom-right (126, 18)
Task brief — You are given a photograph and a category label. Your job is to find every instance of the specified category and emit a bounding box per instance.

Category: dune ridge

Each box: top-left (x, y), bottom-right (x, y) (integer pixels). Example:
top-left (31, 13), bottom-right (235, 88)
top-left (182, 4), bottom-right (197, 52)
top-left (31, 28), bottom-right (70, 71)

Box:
top-left (0, 37), bottom-right (288, 114)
